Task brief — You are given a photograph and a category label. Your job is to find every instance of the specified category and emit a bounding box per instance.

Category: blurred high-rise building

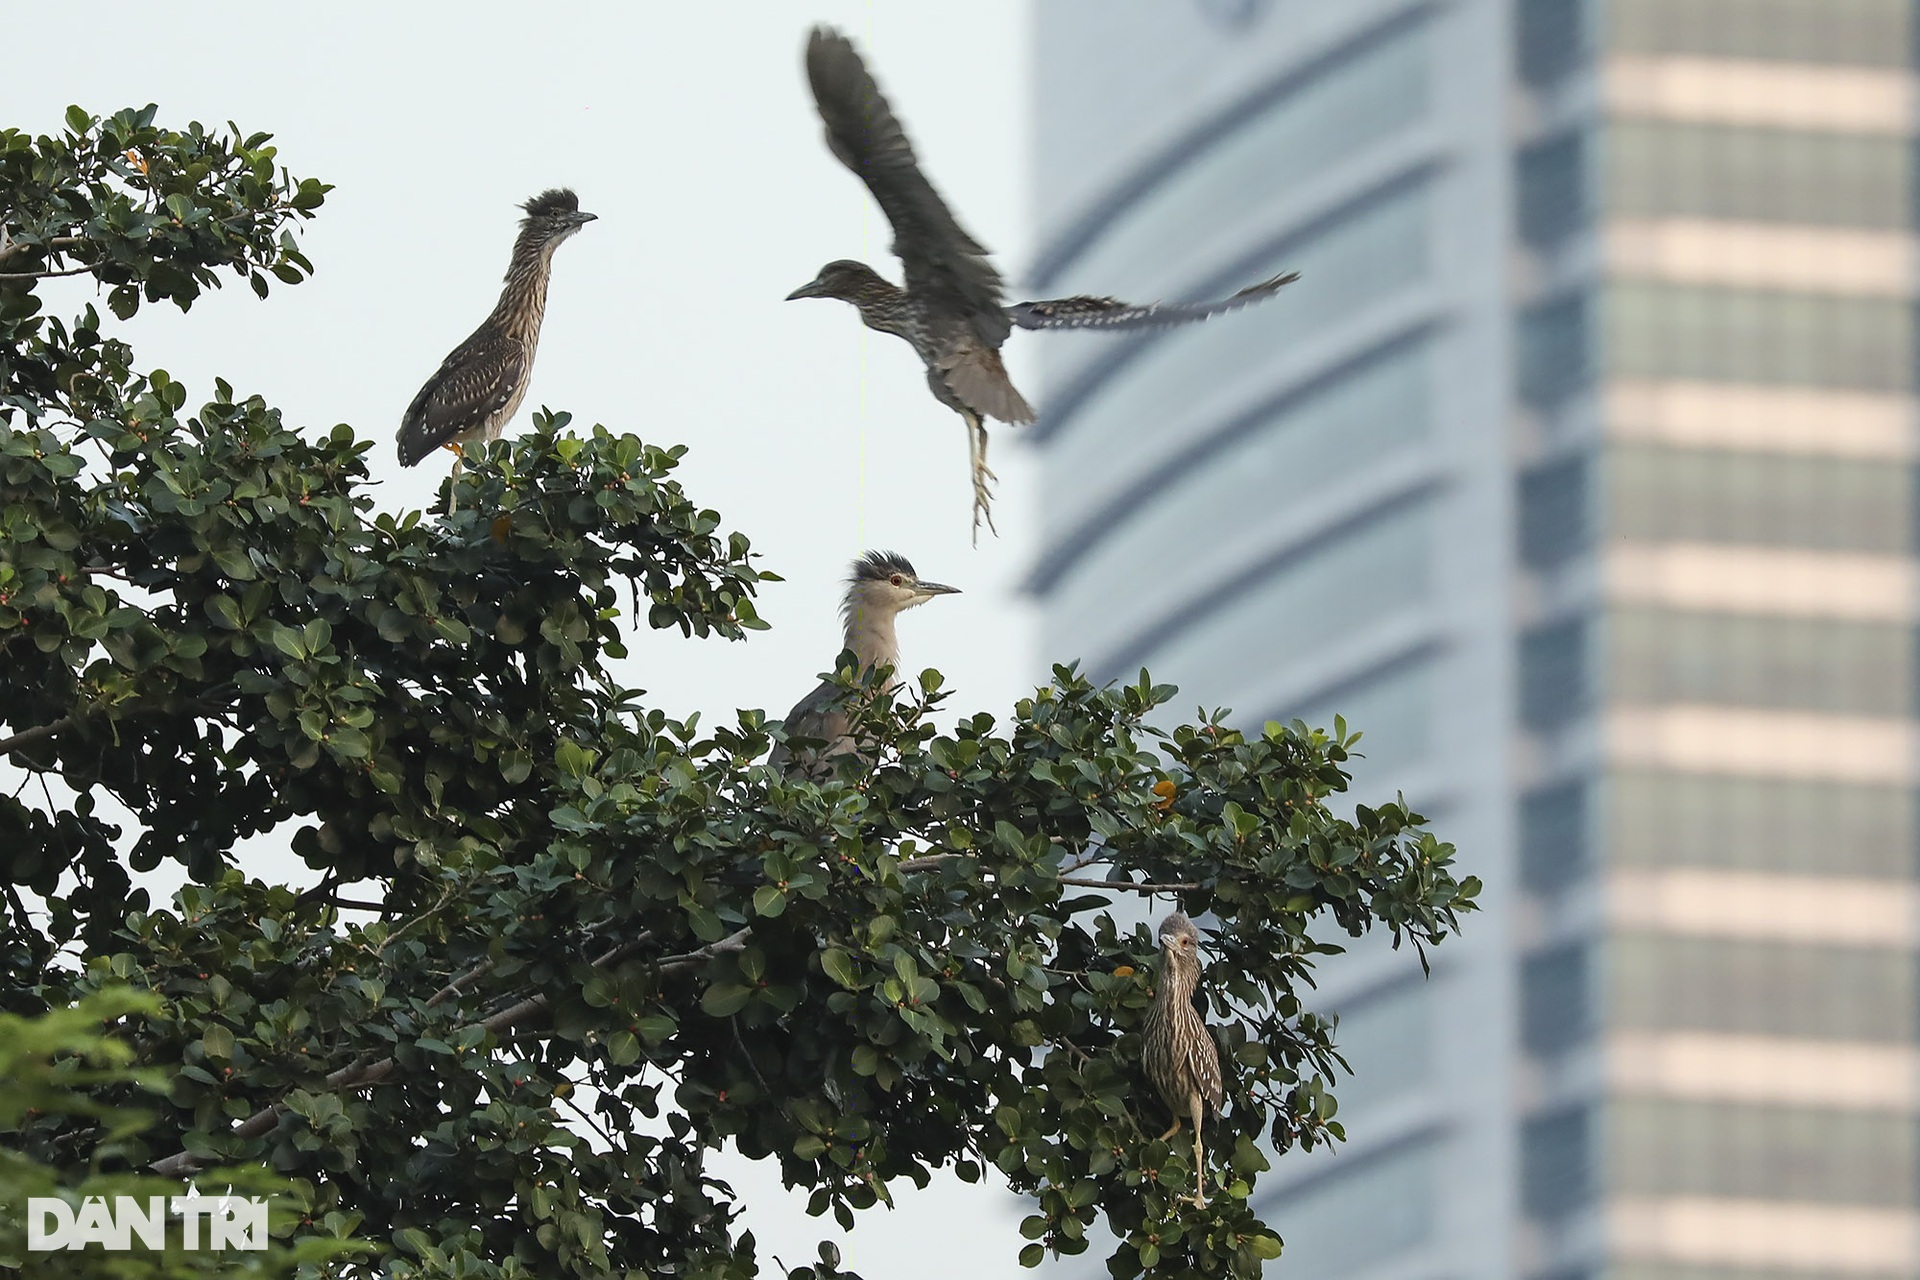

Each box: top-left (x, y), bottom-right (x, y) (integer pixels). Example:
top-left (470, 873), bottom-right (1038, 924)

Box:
top-left (1028, 2), bottom-right (1919, 1277)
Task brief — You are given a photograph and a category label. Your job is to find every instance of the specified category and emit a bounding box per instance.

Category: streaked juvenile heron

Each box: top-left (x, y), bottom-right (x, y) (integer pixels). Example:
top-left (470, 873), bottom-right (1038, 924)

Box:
top-left (769, 551), bottom-right (960, 773)
top-left (789, 25), bottom-right (1299, 540)
top-left (1142, 911), bottom-right (1224, 1208)
top-left (396, 189), bottom-right (597, 503)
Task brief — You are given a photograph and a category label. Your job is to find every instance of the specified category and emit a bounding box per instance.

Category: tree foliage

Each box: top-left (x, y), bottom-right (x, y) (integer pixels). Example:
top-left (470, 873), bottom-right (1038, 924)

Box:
top-left (1, 107), bottom-right (1478, 1279)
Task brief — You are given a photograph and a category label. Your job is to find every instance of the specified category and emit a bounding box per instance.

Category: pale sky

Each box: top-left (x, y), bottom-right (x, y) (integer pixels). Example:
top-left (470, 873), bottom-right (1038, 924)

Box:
top-left (14, 3), bottom-right (1045, 1272)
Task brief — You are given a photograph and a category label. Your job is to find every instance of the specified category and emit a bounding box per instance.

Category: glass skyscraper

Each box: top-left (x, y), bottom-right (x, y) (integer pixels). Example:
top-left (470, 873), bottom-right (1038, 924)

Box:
top-left (1029, 2), bottom-right (1919, 1276)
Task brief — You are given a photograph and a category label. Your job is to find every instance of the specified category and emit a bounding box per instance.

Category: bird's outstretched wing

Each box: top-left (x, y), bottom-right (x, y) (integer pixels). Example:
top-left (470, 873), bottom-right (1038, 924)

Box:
top-left (395, 328), bottom-right (527, 466)
top-left (1008, 271), bottom-right (1302, 332)
top-left (805, 25), bottom-right (1011, 347)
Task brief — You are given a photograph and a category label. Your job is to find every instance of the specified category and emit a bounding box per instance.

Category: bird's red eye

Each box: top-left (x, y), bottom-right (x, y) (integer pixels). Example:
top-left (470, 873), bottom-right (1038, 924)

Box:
top-left (890, 574), bottom-right (904, 586)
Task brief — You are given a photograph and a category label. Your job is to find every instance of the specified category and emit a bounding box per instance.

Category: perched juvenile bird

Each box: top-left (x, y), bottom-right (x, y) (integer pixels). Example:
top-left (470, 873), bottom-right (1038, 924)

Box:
top-left (1141, 911), bottom-right (1225, 1208)
top-left (790, 25), bottom-right (1299, 540)
top-left (769, 551), bottom-right (960, 774)
top-left (396, 189), bottom-right (597, 501)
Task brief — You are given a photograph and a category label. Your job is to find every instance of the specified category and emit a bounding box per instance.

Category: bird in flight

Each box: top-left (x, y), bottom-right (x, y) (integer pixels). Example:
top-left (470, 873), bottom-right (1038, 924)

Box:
top-left (397, 189), bottom-right (597, 506)
top-left (789, 25), bottom-right (1299, 541)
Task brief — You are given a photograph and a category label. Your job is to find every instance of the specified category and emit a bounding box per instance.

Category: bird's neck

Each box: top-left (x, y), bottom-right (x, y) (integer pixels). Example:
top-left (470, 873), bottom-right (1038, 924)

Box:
top-left (1159, 953), bottom-right (1198, 1004)
top-left (852, 279), bottom-right (914, 337)
top-left (842, 605), bottom-right (902, 685)
top-left (492, 239), bottom-right (556, 344)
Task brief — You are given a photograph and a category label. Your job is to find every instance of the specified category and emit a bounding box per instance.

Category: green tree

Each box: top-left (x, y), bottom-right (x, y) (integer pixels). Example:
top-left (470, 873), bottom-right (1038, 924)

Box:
top-left (1, 107), bottom-right (1477, 1279)
top-left (0, 989), bottom-right (370, 1278)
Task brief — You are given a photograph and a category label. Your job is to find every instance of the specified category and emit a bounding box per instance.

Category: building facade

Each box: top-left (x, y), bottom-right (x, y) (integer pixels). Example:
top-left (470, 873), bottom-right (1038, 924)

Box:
top-left (1029, 2), bottom-right (1919, 1277)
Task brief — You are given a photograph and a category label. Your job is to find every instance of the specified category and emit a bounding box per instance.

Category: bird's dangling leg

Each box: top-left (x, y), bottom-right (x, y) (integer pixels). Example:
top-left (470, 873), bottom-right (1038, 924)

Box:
top-left (1155, 1118), bottom-right (1184, 1143)
top-left (964, 410), bottom-right (998, 544)
top-left (444, 442), bottom-right (466, 515)
top-left (1187, 1098), bottom-right (1207, 1208)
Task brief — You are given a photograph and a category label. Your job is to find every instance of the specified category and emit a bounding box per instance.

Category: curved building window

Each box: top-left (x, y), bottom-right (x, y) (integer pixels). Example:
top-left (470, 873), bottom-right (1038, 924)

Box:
top-left (1520, 616), bottom-right (1592, 730)
top-left (1518, 132), bottom-right (1591, 249)
top-left (1521, 782), bottom-right (1591, 891)
top-left (1608, 0), bottom-right (1914, 67)
top-left (1607, 444), bottom-right (1915, 554)
top-left (1609, 607), bottom-right (1915, 717)
top-left (1330, 980), bottom-right (1434, 1120)
top-left (1609, 121), bottom-right (1913, 229)
top-left (1610, 773), bottom-right (1915, 880)
top-left (1613, 935), bottom-right (1916, 1042)
top-left (1606, 284), bottom-right (1915, 393)
top-left (1047, 184), bottom-right (1433, 522)
top-left (1282, 655), bottom-right (1436, 782)
top-left (1613, 1098), bottom-right (1916, 1206)
top-left (1048, 17), bottom-right (1431, 299)
top-left (1129, 501), bottom-right (1434, 703)
top-left (1517, 295), bottom-right (1592, 407)
top-left (1044, 341), bottom-right (1434, 662)
top-left (1259, 1138), bottom-right (1437, 1275)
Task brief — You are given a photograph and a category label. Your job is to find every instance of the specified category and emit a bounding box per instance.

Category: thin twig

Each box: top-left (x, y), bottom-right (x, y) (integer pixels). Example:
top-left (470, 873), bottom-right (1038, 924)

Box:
top-left (557, 1089), bottom-right (615, 1148)
top-left (1058, 877), bottom-right (1201, 893)
top-left (426, 958), bottom-right (496, 1010)
top-left (0, 262), bottom-right (105, 280)
top-left (896, 853), bottom-right (965, 873)
top-left (318, 897), bottom-right (390, 912)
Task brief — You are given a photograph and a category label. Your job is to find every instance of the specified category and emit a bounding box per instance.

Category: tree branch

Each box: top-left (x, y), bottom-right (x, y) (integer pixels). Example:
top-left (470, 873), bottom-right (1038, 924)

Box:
top-left (0, 715), bottom-right (81, 758)
top-left (0, 234), bottom-right (87, 267)
top-left (1057, 877), bottom-right (1201, 893)
top-left (148, 927), bottom-right (754, 1177)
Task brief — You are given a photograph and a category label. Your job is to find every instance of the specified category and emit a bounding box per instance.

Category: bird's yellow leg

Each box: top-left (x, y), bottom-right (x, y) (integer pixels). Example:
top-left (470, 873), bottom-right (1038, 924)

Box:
top-left (1188, 1098), bottom-right (1208, 1207)
top-left (447, 451), bottom-right (465, 515)
top-left (1155, 1118), bottom-right (1183, 1143)
top-left (965, 411), bottom-right (999, 545)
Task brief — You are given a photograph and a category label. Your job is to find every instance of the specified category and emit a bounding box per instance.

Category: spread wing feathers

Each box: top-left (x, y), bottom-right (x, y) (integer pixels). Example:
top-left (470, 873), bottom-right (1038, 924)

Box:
top-left (935, 341), bottom-right (1035, 425)
top-left (805, 26), bottom-right (1011, 348)
top-left (1008, 270), bottom-right (1302, 333)
top-left (396, 330), bottom-right (527, 467)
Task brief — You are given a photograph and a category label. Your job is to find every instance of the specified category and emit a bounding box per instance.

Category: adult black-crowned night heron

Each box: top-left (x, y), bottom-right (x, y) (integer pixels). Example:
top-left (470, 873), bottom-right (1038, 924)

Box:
top-left (396, 189), bottom-right (597, 497)
top-left (789, 25), bottom-right (1300, 540)
top-left (768, 551), bottom-right (959, 774)
top-left (1142, 911), bottom-right (1224, 1208)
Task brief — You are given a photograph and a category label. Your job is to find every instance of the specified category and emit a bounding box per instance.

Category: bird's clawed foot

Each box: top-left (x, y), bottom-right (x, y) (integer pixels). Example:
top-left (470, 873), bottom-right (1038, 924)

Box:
top-left (966, 414), bottom-right (998, 545)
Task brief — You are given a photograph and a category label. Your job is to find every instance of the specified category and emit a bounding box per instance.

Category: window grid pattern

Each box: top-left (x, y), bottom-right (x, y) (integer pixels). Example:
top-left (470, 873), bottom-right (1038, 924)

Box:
top-left (1606, 0), bottom-right (1916, 67)
top-left (1611, 935), bottom-right (1917, 1042)
top-left (1608, 773), bottom-right (1916, 880)
top-left (1608, 607), bottom-right (1916, 718)
top-left (1607, 445), bottom-right (1915, 555)
top-left (1607, 121), bottom-right (1913, 230)
top-left (1606, 285), bottom-right (1915, 393)
top-left (1611, 1098), bottom-right (1916, 1206)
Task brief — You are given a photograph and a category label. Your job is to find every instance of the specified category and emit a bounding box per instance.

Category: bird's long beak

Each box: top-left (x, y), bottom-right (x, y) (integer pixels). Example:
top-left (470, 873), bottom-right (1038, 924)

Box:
top-left (786, 278), bottom-right (827, 301)
top-left (917, 581), bottom-right (961, 599)
top-left (573, 211), bottom-right (599, 227)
